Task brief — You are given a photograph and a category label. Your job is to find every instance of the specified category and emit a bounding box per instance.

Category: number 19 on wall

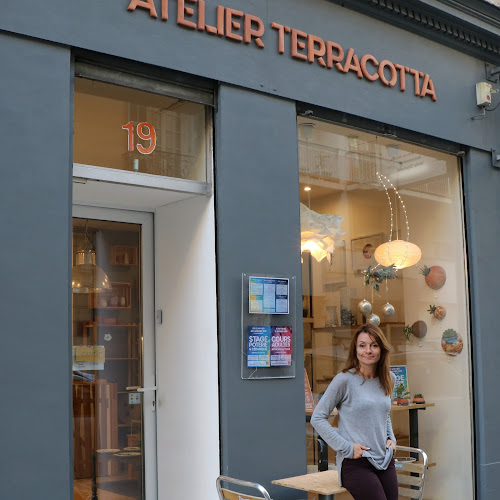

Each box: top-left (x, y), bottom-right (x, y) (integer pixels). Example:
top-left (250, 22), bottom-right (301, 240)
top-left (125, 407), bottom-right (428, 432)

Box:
top-left (122, 121), bottom-right (157, 154)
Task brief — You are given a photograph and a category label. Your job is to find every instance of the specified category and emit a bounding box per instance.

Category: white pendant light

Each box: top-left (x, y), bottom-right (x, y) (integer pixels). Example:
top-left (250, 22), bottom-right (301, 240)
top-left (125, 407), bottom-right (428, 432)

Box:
top-left (300, 203), bottom-right (345, 263)
top-left (374, 173), bottom-right (421, 270)
top-left (374, 240), bottom-right (422, 270)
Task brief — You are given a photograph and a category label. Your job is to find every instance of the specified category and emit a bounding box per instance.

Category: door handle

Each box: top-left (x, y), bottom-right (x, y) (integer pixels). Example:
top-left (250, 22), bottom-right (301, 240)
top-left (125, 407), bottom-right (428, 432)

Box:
top-left (137, 386), bottom-right (157, 393)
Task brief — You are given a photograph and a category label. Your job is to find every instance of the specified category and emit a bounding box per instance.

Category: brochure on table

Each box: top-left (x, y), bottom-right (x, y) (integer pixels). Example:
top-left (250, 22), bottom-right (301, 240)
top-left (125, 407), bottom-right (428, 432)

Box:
top-left (390, 365), bottom-right (409, 400)
top-left (241, 273), bottom-right (296, 379)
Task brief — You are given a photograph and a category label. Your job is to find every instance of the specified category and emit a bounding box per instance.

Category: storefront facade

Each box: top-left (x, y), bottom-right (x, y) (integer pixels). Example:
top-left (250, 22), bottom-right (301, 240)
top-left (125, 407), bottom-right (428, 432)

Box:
top-left (1, 0), bottom-right (499, 499)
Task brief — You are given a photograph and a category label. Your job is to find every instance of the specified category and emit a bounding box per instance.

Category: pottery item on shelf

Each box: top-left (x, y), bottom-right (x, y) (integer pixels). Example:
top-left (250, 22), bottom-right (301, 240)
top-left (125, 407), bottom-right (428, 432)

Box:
top-left (120, 296), bottom-right (126, 307)
top-left (99, 298), bottom-right (108, 308)
top-left (110, 296), bottom-right (119, 307)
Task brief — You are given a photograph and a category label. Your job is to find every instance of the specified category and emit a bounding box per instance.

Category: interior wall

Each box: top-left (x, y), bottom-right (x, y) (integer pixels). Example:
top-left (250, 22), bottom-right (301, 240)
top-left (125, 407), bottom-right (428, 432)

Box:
top-left (154, 195), bottom-right (219, 500)
top-left (0, 33), bottom-right (73, 500)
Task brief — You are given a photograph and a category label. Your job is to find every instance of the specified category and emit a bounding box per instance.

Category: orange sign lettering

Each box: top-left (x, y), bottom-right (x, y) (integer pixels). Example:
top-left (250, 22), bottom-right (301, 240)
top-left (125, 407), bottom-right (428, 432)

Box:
top-left (126, 0), bottom-right (437, 101)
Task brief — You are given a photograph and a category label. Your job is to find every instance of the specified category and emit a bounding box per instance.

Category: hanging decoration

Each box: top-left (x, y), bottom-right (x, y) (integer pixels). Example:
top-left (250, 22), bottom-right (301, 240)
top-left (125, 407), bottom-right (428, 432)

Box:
top-left (427, 304), bottom-right (446, 320)
top-left (300, 203), bottom-right (345, 263)
top-left (362, 264), bottom-right (397, 291)
top-left (367, 313), bottom-right (381, 326)
top-left (358, 299), bottom-right (372, 315)
top-left (373, 173), bottom-right (422, 270)
top-left (441, 329), bottom-right (463, 356)
top-left (420, 265), bottom-right (446, 290)
top-left (72, 221), bottom-right (111, 294)
top-left (382, 303), bottom-right (395, 317)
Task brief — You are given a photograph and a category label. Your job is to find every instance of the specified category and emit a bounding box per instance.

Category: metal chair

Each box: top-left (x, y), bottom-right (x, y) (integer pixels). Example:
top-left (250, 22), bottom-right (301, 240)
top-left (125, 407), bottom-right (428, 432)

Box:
top-left (216, 476), bottom-right (272, 500)
top-left (394, 445), bottom-right (428, 500)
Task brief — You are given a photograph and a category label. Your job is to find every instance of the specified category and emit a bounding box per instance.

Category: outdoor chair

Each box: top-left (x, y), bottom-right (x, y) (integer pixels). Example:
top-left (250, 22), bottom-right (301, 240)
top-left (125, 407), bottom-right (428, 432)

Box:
top-left (395, 445), bottom-right (428, 500)
top-left (216, 476), bottom-right (272, 500)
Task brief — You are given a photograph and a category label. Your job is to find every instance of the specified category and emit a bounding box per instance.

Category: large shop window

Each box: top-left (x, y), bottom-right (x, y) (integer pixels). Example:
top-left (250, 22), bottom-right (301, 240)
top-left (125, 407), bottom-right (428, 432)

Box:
top-left (74, 77), bottom-right (209, 182)
top-left (299, 118), bottom-right (473, 499)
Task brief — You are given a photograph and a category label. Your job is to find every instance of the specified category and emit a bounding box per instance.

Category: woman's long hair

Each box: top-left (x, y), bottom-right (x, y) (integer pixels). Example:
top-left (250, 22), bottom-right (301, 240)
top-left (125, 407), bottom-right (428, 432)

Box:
top-left (342, 324), bottom-right (394, 396)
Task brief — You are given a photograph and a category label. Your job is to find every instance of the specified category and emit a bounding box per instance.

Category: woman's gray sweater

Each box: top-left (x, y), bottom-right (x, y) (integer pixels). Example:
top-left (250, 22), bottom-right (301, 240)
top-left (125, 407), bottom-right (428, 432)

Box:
top-left (310, 369), bottom-right (396, 485)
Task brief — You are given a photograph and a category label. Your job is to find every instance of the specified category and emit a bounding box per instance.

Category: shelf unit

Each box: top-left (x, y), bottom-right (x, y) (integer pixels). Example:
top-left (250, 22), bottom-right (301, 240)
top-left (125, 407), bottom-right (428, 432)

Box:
top-left (82, 322), bottom-right (142, 390)
top-left (110, 245), bottom-right (138, 266)
top-left (90, 282), bottom-right (132, 309)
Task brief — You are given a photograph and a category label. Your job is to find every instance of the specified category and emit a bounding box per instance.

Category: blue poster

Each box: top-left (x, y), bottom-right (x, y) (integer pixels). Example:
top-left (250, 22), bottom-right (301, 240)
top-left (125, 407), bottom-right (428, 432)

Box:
top-left (247, 326), bottom-right (271, 367)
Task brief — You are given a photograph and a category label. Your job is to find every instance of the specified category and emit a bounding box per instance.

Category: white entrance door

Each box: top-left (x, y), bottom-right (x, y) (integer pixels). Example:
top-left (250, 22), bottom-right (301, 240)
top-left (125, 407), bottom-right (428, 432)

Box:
top-left (72, 205), bottom-right (157, 500)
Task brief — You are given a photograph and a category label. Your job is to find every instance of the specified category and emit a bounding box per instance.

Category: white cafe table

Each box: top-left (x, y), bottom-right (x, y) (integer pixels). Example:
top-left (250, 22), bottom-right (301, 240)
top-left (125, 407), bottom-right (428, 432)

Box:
top-left (272, 470), bottom-right (347, 500)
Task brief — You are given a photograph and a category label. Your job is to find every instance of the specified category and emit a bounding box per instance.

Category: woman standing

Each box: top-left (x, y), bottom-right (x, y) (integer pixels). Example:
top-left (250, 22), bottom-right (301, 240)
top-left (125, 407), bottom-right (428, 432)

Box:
top-left (311, 324), bottom-right (398, 500)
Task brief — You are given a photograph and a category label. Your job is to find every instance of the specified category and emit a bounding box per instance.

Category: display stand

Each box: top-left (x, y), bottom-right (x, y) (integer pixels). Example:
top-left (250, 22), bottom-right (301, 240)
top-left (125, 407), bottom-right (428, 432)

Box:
top-left (241, 273), bottom-right (296, 380)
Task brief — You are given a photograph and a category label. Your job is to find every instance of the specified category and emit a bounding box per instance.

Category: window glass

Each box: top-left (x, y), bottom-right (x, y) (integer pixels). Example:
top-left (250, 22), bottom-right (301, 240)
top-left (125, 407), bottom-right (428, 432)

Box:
top-left (299, 118), bottom-right (473, 499)
top-left (72, 219), bottom-right (144, 499)
top-left (74, 78), bottom-right (208, 181)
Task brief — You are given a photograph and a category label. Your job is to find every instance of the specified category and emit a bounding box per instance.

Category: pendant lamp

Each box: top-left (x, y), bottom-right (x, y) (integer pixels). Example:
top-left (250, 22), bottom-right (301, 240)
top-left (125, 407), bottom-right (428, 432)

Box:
top-left (300, 203), bottom-right (345, 263)
top-left (72, 249), bottom-right (111, 293)
top-left (374, 240), bottom-right (422, 270)
top-left (374, 173), bottom-right (421, 270)
top-left (72, 221), bottom-right (111, 293)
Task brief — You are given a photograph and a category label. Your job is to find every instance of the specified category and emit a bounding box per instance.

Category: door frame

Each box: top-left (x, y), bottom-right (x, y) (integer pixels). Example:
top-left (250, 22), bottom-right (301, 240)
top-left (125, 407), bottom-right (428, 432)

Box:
top-left (72, 205), bottom-right (157, 500)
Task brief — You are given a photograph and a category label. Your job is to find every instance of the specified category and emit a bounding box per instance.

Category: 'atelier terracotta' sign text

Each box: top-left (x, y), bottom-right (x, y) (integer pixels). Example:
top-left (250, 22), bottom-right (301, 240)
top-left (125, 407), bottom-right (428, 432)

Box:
top-left (127, 0), bottom-right (437, 101)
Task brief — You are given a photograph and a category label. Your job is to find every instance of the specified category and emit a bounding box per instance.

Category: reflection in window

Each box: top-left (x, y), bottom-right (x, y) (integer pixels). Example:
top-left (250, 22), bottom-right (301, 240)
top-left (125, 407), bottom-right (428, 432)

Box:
top-left (74, 78), bottom-right (208, 181)
top-left (72, 219), bottom-right (144, 500)
top-left (299, 119), bottom-right (473, 499)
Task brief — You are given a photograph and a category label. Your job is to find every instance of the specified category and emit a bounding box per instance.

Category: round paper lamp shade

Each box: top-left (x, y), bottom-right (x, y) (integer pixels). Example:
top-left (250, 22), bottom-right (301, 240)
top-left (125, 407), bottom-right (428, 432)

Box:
top-left (374, 240), bottom-right (422, 269)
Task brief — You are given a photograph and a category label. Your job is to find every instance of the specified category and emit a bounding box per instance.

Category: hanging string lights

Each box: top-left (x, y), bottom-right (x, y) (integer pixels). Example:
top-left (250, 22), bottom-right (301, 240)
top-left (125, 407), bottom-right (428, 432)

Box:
top-left (374, 172), bottom-right (422, 270)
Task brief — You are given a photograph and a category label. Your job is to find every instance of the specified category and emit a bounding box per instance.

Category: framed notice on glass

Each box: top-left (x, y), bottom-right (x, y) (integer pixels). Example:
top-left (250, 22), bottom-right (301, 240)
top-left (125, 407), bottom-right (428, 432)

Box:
top-left (241, 273), bottom-right (296, 380)
top-left (249, 276), bottom-right (289, 314)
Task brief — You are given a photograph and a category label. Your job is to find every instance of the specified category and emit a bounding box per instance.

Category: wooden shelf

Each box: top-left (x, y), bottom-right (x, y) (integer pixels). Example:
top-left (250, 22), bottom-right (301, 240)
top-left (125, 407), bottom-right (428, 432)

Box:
top-left (90, 282), bottom-right (132, 309)
top-left (107, 357), bottom-right (140, 361)
top-left (391, 403), bottom-right (435, 412)
top-left (110, 245), bottom-right (138, 266)
top-left (306, 403), bottom-right (435, 418)
top-left (84, 324), bottom-right (140, 328)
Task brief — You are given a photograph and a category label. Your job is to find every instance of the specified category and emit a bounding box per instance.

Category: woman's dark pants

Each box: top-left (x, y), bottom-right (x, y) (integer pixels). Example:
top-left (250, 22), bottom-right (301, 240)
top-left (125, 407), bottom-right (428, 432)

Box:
top-left (341, 457), bottom-right (398, 500)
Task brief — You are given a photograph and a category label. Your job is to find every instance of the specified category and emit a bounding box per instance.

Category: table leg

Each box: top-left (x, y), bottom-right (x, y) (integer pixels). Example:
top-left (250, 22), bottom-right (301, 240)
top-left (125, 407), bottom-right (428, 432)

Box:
top-left (318, 436), bottom-right (329, 472)
top-left (409, 409), bottom-right (419, 448)
top-left (318, 495), bottom-right (334, 500)
top-left (91, 453), bottom-right (98, 500)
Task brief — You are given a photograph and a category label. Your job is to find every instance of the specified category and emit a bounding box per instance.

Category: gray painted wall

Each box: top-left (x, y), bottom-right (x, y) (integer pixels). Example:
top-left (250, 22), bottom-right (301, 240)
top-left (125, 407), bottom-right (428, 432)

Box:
top-left (215, 84), bottom-right (305, 498)
top-left (0, 1), bottom-right (499, 499)
top-left (463, 149), bottom-right (500, 500)
top-left (1, 0), bottom-right (500, 150)
top-left (0, 34), bottom-right (73, 499)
